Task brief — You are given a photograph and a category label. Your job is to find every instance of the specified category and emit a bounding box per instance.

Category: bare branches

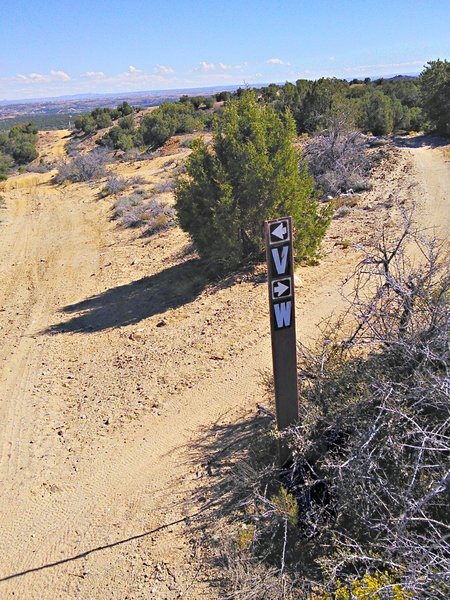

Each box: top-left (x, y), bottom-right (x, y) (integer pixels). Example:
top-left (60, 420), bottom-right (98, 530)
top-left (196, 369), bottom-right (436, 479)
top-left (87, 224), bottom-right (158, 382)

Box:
top-left (285, 222), bottom-right (450, 597)
top-left (305, 123), bottom-right (374, 196)
top-left (198, 222), bottom-right (449, 598)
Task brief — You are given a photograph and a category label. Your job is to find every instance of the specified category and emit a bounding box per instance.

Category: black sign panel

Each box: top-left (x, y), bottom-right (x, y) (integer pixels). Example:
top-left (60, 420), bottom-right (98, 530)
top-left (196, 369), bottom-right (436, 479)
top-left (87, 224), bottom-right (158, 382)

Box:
top-left (273, 299), bottom-right (293, 329)
top-left (269, 219), bottom-right (290, 244)
top-left (269, 244), bottom-right (291, 278)
top-left (271, 277), bottom-right (292, 300)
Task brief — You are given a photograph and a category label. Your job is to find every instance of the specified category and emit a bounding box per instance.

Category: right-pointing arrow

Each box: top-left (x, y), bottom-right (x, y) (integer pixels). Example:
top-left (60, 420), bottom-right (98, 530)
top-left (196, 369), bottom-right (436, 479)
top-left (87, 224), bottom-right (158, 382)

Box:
top-left (274, 281), bottom-right (289, 297)
top-left (272, 222), bottom-right (287, 240)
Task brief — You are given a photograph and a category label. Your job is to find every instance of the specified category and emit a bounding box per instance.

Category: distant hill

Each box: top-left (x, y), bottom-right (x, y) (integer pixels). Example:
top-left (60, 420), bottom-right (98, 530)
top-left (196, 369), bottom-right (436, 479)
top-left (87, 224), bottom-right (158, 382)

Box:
top-left (0, 74), bottom-right (420, 125)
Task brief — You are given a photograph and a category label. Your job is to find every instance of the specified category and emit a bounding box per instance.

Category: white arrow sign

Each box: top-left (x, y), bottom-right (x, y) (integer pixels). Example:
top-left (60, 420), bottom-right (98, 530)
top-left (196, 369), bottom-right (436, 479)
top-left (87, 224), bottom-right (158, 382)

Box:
top-left (272, 222), bottom-right (287, 240)
top-left (273, 281), bottom-right (289, 297)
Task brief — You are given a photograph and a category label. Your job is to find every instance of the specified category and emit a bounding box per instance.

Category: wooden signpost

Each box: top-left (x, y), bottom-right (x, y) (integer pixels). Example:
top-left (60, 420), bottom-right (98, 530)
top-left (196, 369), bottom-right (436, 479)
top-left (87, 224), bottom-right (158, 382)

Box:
top-left (265, 216), bottom-right (299, 466)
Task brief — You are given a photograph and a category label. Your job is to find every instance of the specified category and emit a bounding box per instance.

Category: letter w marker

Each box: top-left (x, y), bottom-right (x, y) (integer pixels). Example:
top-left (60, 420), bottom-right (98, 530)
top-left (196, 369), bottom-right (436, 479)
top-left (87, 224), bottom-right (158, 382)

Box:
top-left (274, 301), bottom-right (292, 328)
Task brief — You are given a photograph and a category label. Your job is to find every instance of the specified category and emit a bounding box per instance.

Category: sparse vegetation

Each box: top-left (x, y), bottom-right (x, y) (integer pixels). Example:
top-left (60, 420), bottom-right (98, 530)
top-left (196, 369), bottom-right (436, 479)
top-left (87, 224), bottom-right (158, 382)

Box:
top-left (100, 175), bottom-right (129, 196)
top-left (113, 193), bottom-right (175, 233)
top-left (55, 150), bottom-right (108, 183)
top-left (206, 224), bottom-right (449, 599)
top-left (305, 117), bottom-right (373, 196)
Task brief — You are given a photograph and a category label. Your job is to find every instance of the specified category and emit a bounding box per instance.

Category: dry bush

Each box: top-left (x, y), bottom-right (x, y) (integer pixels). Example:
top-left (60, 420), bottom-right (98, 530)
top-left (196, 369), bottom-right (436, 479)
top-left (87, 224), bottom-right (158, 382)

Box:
top-left (128, 175), bottom-right (147, 186)
top-left (101, 175), bottom-right (128, 196)
top-left (55, 150), bottom-right (108, 183)
top-left (288, 222), bottom-right (449, 598)
top-left (305, 120), bottom-right (373, 197)
top-left (26, 161), bottom-right (53, 174)
top-left (140, 197), bottom-right (176, 234)
top-left (153, 178), bottom-right (175, 194)
top-left (198, 220), bottom-right (449, 599)
top-left (112, 193), bottom-right (141, 218)
top-left (112, 194), bottom-right (175, 233)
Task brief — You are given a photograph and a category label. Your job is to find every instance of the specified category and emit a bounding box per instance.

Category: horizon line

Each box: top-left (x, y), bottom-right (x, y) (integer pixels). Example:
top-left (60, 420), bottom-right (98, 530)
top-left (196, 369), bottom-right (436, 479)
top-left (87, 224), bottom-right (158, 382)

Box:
top-left (0, 72), bottom-right (421, 106)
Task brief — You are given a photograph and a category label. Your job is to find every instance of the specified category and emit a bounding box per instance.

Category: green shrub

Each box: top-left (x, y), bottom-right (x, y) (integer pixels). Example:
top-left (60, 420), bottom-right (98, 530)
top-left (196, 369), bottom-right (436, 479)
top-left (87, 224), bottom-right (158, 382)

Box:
top-left (0, 122), bottom-right (39, 176)
top-left (11, 141), bottom-right (38, 164)
top-left (360, 90), bottom-right (394, 135)
top-left (175, 91), bottom-right (331, 271)
top-left (97, 126), bottom-right (135, 151)
top-left (95, 111), bottom-right (112, 129)
top-left (74, 114), bottom-right (96, 135)
top-left (139, 102), bottom-right (206, 150)
top-left (419, 59), bottom-right (450, 135)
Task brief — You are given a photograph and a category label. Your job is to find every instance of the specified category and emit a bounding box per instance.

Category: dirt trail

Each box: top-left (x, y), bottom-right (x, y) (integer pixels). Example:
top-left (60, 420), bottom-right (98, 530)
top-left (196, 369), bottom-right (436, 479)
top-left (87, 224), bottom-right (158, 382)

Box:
top-left (0, 135), bottom-right (448, 599)
top-left (404, 140), bottom-right (450, 237)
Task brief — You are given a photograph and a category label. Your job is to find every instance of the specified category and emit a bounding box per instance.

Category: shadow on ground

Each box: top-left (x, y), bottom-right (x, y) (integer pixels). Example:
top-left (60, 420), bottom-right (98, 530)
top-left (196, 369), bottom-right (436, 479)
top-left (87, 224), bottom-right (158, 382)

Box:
top-left (44, 258), bottom-right (266, 335)
top-left (393, 134), bottom-right (449, 149)
top-left (44, 258), bottom-right (208, 334)
top-left (186, 408), bottom-right (277, 531)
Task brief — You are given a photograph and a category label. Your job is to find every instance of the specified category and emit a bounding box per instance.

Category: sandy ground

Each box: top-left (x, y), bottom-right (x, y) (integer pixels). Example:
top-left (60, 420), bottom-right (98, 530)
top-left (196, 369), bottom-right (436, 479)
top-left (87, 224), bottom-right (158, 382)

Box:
top-left (0, 133), bottom-right (448, 599)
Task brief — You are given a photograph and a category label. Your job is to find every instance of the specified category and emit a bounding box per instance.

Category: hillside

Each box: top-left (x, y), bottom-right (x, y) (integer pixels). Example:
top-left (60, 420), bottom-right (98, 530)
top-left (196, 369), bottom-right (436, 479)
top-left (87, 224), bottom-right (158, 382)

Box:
top-left (0, 129), bottom-right (448, 598)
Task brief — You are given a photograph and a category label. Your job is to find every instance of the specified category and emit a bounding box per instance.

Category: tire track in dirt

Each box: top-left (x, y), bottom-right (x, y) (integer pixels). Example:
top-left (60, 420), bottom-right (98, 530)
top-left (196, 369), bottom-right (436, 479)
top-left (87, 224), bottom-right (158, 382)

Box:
top-left (401, 139), bottom-right (450, 237)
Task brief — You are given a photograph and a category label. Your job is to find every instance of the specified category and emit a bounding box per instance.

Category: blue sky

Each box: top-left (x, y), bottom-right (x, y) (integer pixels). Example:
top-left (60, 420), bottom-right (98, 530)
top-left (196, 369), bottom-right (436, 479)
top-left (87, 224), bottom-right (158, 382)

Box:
top-left (1, 0), bottom-right (449, 100)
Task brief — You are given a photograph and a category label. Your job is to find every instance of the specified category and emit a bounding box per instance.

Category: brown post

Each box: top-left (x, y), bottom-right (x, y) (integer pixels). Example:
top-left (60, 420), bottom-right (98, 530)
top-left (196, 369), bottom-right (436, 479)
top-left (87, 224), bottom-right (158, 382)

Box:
top-left (265, 216), bottom-right (299, 466)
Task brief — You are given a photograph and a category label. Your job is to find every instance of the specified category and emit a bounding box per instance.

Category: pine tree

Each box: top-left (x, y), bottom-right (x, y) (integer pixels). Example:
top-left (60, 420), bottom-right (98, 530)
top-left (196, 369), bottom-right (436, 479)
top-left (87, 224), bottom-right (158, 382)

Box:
top-left (175, 91), bottom-right (331, 271)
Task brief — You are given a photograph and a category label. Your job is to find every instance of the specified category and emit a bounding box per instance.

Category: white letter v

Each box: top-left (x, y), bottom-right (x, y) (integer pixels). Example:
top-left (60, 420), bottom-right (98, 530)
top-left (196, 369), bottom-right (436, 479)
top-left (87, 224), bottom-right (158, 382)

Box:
top-left (271, 246), bottom-right (288, 275)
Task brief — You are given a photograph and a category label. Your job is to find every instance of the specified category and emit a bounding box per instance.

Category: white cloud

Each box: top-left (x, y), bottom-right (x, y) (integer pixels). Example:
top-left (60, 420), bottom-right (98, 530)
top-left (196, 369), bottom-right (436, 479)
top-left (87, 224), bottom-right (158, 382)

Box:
top-left (16, 70), bottom-right (70, 83)
top-left (50, 69), bottom-right (70, 81)
top-left (196, 61), bottom-right (249, 73)
top-left (82, 71), bottom-right (105, 79)
top-left (28, 72), bottom-right (46, 81)
top-left (128, 65), bottom-right (141, 73)
top-left (267, 58), bottom-right (290, 66)
top-left (155, 65), bottom-right (174, 74)
top-left (198, 61), bottom-right (215, 72)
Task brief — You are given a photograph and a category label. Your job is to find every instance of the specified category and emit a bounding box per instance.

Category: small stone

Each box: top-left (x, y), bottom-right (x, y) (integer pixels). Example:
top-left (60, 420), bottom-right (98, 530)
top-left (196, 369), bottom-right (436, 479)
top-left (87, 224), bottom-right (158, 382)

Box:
top-left (129, 332), bottom-right (142, 341)
top-left (156, 319), bottom-right (167, 327)
top-left (294, 274), bottom-right (303, 288)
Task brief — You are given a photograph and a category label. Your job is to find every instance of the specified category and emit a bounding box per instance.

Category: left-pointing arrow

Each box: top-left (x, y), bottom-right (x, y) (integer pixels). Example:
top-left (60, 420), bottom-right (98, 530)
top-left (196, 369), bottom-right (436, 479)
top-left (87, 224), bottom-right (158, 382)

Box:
top-left (272, 222), bottom-right (287, 240)
top-left (274, 281), bottom-right (289, 297)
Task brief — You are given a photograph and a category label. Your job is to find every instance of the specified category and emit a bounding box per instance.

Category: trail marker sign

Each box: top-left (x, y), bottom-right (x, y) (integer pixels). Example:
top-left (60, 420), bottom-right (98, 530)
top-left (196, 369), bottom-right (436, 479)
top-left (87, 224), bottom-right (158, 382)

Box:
top-left (265, 216), bottom-right (299, 466)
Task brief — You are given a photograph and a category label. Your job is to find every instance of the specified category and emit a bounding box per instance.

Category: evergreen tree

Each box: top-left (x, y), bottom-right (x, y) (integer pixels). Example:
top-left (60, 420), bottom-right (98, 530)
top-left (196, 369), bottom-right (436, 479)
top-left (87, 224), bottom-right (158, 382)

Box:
top-left (175, 91), bottom-right (331, 271)
top-left (419, 59), bottom-right (450, 136)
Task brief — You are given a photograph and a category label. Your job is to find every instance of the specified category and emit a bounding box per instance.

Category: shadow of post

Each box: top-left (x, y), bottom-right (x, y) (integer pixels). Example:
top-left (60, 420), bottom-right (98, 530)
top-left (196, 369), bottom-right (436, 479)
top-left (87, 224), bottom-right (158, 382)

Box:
top-left (186, 409), bottom-right (278, 533)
